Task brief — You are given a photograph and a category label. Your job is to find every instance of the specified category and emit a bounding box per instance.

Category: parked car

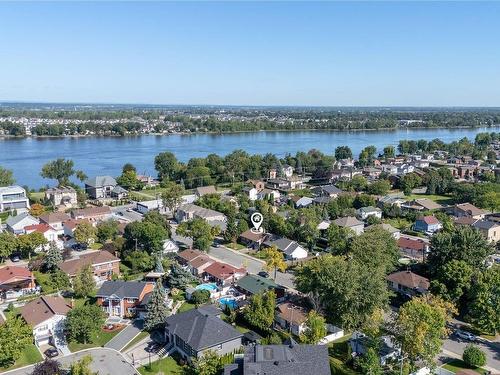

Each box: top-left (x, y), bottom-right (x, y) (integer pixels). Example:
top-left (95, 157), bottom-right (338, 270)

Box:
top-left (455, 329), bottom-right (477, 341)
top-left (10, 253), bottom-right (21, 262)
top-left (44, 347), bottom-right (59, 358)
top-left (258, 271), bottom-right (269, 278)
top-left (71, 243), bottom-right (88, 251)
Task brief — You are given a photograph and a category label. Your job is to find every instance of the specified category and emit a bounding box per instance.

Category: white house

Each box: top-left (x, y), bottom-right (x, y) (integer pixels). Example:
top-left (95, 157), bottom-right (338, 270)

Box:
top-left (356, 206), bottom-right (383, 221)
top-left (5, 213), bottom-right (39, 235)
top-left (24, 224), bottom-right (62, 250)
top-left (0, 185), bottom-right (30, 213)
top-left (39, 212), bottom-right (71, 235)
top-left (163, 239), bottom-right (179, 254)
top-left (243, 186), bottom-right (258, 201)
top-left (136, 199), bottom-right (164, 215)
top-left (264, 237), bottom-right (308, 260)
top-left (20, 296), bottom-right (72, 347)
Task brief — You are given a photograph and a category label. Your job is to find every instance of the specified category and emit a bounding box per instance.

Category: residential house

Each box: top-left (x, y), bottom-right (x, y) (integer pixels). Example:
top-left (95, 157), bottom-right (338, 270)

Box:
top-left (238, 229), bottom-right (267, 250)
top-left (386, 270), bottom-right (430, 297)
top-left (367, 223), bottom-right (400, 239)
top-left (96, 281), bottom-right (154, 318)
top-left (195, 185), bottom-right (217, 198)
top-left (349, 332), bottom-right (400, 366)
top-left (263, 237), bottom-right (308, 260)
top-left (45, 186), bottom-right (77, 207)
top-left (290, 195), bottom-right (313, 208)
top-left (378, 193), bottom-right (407, 208)
top-left (175, 204), bottom-right (226, 225)
top-left (24, 223), bottom-right (60, 248)
top-left (0, 185), bottom-right (30, 213)
top-left (165, 306), bottom-right (243, 360)
top-left (356, 206), bottom-right (382, 221)
top-left (59, 251), bottom-right (120, 281)
top-left (472, 220), bottom-right (500, 243)
top-left (20, 296), bottom-right (72, 347)
top-left (402, 198), bottom-right (443, 212)
top-left (63, 219), bottom-right (91, 238)
top-left (235, 274), bottom-right (285, 299)
top-left (333, 216), bottom-right (365, 236)
top-left (0, 265), bottom-right (37, 301)
top-left (85, 176), bottom-right (121, 199)
top-left (275, 302), bottom-right (308, 335)
top-left (6, 212), bottom-right (39, 234)
top-left (71, 206), bottom-right (112, 222)
top-left (162, 239), bottom-right (179, 254)
top-left (136, 199), bottom-right (164, 215)
top-left (224, 343), bottom-right (331, 375)
top-left (39, 212), bottom-right (71, 235)
top-left (449, 203), bottom-right (488, 220)
top-left (397, 235), bottom-right (430, 262)
top-left (242, 186), bottom-right (258, 201)
top-left (189, 254), bottom-right (216, 276)
top-left (257, 188), bottom-right (280, 202)
top-left (177, 249), bottom-right (205, 266)
top-left (203, 262), bottom-right (246, 286)
top-left (414, 216), bottom-right (442, 234)
top-left (247, 179), bottom-right (265, 192)
top-left (311, 185), bottom-right (343, 198)
top-left (136, 175), bottom-right (160, 188)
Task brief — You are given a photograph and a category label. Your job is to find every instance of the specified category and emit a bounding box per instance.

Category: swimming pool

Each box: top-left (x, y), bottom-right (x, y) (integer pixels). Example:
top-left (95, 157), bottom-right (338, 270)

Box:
top-left (195, 283), bottom-right (218, 292)
top-left (219, 297), bottom-right (238, 309)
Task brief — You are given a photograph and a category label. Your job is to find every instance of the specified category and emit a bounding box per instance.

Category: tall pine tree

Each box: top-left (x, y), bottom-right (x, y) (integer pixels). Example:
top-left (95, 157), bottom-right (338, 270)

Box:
top-left (43, 242), bottom-right (62, 272)
top-left (144, 279), bottom-right (170, 331)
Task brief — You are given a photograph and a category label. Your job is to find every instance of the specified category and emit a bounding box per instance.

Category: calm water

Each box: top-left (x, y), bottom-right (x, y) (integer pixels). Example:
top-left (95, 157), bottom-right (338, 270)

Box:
top-left (0, 127), bottom-right (497, 188)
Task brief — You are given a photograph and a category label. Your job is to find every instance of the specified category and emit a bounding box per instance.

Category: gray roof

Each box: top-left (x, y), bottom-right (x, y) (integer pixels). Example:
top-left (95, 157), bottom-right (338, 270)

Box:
top-left (96, 281), bottom-right (149, 299)
top-left (333, 216), bottom-right (364, 228)
top-left (112, 185), bottom-right (128, 194)
top-left (165, 307), bottom-right (242, 351)
top-left (473, 220), bottom-right (499, 230)
top-left (312, 185), bottom-right (343, 195)
top-left (264, 237), bottom-right (303, 256)
top-left (240, 344), bottom-right (331, 375)
top-left (6, 212), bottom-right (37, 227)
top-left (85, 176), bottom-right (117, 188)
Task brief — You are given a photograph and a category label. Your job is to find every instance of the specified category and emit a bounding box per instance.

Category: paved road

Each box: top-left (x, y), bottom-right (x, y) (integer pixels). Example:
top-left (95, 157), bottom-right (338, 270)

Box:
top-left (105, 320), bottom-right (144, 351)
top-left (171, 230), bottom-right (296, 290)
top-left (111, 204), bottom-right (143, 222)
top-left (3, 348), bottom-right (139, 375)
top-left (442, 335), bottom-right (500, 372)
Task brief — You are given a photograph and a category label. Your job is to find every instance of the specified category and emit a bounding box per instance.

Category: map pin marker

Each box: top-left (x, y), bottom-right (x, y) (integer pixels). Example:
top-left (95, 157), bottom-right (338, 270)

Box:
top-left (251, 212), bottom-right (263, 233)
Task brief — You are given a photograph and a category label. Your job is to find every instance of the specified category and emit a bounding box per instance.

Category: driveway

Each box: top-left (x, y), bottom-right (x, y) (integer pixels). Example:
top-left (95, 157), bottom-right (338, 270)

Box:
top-left (3, 348), bottom-right (139, 375)
top-left (105, 320), bottom-right (144, 351)
top-left (442, 335), bottom-right (500, 372)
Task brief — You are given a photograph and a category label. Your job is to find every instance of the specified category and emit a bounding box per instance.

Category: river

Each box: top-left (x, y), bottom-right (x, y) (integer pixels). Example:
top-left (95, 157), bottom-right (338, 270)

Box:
top-left (0, 127), bottom-right (497, 188)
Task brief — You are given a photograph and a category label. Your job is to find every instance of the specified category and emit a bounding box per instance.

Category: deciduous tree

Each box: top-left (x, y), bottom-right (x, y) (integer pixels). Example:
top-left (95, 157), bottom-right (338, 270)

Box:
top-left (468, 265), bottom-right (500, 335)
top-left (74, 222), bottom-right (97, 246)
top-left (0, 166), bottom-right (15, 185)
top-left (40, 158), bottom-right (75, 186)
top-left (262, 245), bottom-right (286, 279)
top-left (176, 217), bottom-right (218, 251)
top-left (73, 265), bottom-right (96, 298)
top-left (300, 310), bottom-right (327, 344)
top-left (66, 305), bottom-right (105, 345)
top-left (0, 315), bottom-right (33, 367)
top-left (462, 344), bottom-right (486, 368)
top-left (161, 181), bottom-right (184, 212)
top-left (243, 290), bottom-right (276, 332)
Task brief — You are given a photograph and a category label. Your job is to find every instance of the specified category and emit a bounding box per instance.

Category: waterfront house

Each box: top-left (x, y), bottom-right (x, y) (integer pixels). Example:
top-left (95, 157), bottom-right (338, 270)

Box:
top-left (414, 215), bottom-right (442, 234)
top-left (0, 185), bottom-right (30, 213)
top-left (223, 342), bottom-right (331, 375)
top-left (0, 265), bottom-right (37, 301)
top-left (85, 176), bottom-right (127, 199)
top-left (59, 251), bottom-right (120, 281)
top-left (45, 186), bottom-right (77, 208)
top-left (96, 280), bottom-right (154, 318)
top-left (165, 306), bottom-right (243, 360)
top-left (386, 270), bottom-right (430, 297)
top-left (20, 296), bottom-right (71, 347)
top-left (6, 212), bottom-right (39, 234)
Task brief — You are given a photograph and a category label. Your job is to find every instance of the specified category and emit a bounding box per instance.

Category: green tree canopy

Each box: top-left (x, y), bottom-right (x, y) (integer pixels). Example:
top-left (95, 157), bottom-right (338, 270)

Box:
top-left (73, 265), bottom-right (96, 298)
top-left (0, 166), bottom-right (15, 185)
top-left (300, 310), bottom-right (327, 344)
top-left (66, 305), bottom-right (105, 344)
top-left (40, 158), bottom-right (75, 185)
top-left (468, 265), bottom-right (500, 335)
top-left (144, 279), bottom-right (170, 331)
top-left (462, 344), bottom-right (487, 368)
top-left (243, 290), bottom-right (276, 332)
top-left (176, 217), bottom-right (218, 251)
top-left (0, 315), bottom-right (33, 367)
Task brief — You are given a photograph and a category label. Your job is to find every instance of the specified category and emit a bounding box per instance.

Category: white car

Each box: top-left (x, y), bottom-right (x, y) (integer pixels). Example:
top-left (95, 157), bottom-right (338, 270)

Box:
top-left (455, 330), bottom-right (477, 341)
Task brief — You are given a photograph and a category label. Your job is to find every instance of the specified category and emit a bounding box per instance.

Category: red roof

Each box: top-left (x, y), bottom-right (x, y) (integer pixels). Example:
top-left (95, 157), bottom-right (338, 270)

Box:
top-left (0, 266), bottom-right (33, 285)
top-left (420, 215), bottom-right (440, 225)
top-left (397, 237), bottom-right (427, 251)
top-left (204, 262), bottom-right (246, 281)
top-left (24, 223), bottom-right (55, 234)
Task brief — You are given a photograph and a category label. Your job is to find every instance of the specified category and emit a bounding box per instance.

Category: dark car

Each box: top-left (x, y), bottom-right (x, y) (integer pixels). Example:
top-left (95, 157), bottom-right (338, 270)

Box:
top-left (71, 243), bottom-right (88, 251)
top-left (10, 253), bottom-right (21, 262)
top-left (257, 271), bottom-right (269, 278)
top-left (44, 347), bottom-right (59, 358)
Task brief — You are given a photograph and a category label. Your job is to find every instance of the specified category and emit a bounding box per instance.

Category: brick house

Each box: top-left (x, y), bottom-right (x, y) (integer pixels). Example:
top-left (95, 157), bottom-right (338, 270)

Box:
top-left (96, 281), bottom-right (154, 318)
top-left (59, 251), bottom-right (120, 281)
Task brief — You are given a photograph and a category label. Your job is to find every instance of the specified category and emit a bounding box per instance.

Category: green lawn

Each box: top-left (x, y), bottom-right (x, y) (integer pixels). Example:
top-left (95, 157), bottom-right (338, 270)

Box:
top-left (405, 193), bottom-right (454, 205)
top-left (121, 330), bottom-right (150, 352)
top-left (177, 301), bottom-right (196, 313)
top-left (0, 344), bottom-right (42, 372)
top-left (138, 357), bottom-right (186, 375)
top-left (68, 326), bottom-right (124, 352)
top-left (443, 359), bottom-right (488, 374)
top-left (226, 242), bottom-right (246, 250)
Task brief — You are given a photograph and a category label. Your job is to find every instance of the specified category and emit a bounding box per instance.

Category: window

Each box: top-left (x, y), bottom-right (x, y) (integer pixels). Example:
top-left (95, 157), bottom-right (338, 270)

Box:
top-left (126, 298), bottom-right (135, 303)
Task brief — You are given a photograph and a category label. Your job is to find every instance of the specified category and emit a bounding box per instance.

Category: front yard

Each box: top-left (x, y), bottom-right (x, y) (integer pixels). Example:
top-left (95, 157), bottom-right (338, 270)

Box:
top-left (138, 356), bottom-right (186, 375)
top-left (68, 325), bottom-right (125, 352)
top-left (442, 359), bottom-right (488, 374)
top-left (0, 344), bottom-right (42, 372)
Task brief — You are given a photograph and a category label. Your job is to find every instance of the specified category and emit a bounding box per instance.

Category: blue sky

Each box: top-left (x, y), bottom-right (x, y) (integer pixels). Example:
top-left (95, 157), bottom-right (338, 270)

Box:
top-left (0, 1), bottom-right (499, 106)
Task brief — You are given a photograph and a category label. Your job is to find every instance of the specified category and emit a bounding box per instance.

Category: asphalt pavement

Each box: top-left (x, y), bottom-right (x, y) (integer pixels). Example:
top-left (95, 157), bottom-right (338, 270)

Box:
top-left (3, 348), bottom-right (139, 375)
top-left (105, 320), bottom-right (144, 351)
top-left (442, 334), bottom-right (500, 372)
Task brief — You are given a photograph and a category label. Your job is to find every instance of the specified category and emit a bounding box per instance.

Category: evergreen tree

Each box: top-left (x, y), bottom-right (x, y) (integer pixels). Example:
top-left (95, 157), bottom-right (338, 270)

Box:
top-left (43, 242), bottom-right (62, 272)
top-left (153, 252), bottom-right (164, 273)
top-left (144, 279), bottom-right (170, 331)
top-left (166, 263), bottom-right (195, 289)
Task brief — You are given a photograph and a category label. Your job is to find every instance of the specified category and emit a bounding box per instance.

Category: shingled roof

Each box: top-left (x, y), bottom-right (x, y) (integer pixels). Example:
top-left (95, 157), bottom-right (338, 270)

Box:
top-left (21, 296), bottom-right (71, 326)
top-left (165, 307), bottom-right (242, 351)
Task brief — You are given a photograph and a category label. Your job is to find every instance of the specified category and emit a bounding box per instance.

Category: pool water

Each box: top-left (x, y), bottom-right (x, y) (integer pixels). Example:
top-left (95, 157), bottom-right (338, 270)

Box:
top-left (219, 297), bottom-right (238, 309)
top-left (195, 283), bottom-right (218, 292)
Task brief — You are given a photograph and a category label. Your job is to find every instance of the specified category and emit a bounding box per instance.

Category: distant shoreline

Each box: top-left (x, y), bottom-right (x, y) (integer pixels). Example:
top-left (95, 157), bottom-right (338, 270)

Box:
top-left (0, 125), bottom-right (497, 140)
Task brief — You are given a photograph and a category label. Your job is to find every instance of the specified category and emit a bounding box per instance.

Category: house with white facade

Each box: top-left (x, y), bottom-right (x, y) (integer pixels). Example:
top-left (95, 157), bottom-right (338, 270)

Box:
top-left (6, 212), bottom-right (39, 234)
top-left (0, 185), bottom-right (30, 213)
top-left (20, 296), bottom-right (72, 347)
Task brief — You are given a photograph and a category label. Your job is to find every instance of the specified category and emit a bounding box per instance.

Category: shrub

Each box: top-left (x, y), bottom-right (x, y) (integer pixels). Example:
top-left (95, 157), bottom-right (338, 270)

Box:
top-left (462, 344), bottom-right (486, 368)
